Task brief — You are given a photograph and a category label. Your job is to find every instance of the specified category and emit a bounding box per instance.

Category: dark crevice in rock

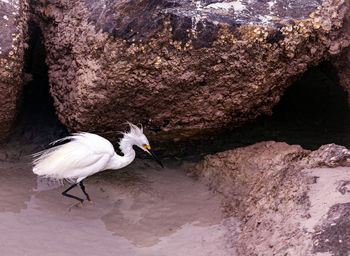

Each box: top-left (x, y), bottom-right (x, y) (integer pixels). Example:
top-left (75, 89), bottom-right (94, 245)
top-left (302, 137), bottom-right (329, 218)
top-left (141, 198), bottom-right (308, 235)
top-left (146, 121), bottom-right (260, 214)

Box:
top-left (267, 62), bottom-right (349, 144)
top-left (263, 62), bottom-right (349, 148)
top-left (24, 20), bottom-right (51, 111)
top-left (10, 20), bottom-right (67, 150)
top-left (160, 62), bottom-right (350, 159)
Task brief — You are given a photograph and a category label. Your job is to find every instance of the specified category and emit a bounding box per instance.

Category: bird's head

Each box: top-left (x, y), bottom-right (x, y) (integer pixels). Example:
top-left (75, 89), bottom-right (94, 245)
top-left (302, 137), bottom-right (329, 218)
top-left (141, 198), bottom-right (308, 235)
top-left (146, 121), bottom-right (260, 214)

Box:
top-left (121, 122), bottom-right (164, 168)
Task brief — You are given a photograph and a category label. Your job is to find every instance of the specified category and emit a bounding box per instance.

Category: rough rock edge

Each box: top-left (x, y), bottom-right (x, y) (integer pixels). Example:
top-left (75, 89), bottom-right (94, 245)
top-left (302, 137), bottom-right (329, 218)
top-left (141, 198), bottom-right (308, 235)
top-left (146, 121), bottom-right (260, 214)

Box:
top-left (0, 0), bottom-right (28, 142)
top-left (190, 141), bottom-right (350, 255)
top-left (331, 2), bottom-right (350, 106)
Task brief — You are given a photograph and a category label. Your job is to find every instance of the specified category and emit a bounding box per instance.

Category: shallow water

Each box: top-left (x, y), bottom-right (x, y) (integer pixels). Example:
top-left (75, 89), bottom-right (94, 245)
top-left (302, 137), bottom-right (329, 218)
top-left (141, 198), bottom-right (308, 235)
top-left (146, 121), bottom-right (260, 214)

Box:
top-left (0, 159), bottom-right (239, 256)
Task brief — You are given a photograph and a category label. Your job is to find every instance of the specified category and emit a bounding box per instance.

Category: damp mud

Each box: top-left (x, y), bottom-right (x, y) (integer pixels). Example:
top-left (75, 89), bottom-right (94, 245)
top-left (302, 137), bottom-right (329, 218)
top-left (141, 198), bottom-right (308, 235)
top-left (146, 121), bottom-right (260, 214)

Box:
top-left (0, 156), bottom-right (239, 256)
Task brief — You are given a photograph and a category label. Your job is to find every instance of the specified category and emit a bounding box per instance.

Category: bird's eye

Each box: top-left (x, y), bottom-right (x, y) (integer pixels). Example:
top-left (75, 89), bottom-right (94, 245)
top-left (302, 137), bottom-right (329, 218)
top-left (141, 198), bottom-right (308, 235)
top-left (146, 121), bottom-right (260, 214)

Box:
top-left (143, 144), bottom-right (151, 150)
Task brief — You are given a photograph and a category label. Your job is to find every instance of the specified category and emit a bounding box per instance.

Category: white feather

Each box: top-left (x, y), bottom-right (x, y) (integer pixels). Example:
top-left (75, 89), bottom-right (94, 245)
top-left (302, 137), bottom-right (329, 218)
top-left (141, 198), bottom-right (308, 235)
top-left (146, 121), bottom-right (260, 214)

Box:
top-left (32, 133), bottom-right (115, 181)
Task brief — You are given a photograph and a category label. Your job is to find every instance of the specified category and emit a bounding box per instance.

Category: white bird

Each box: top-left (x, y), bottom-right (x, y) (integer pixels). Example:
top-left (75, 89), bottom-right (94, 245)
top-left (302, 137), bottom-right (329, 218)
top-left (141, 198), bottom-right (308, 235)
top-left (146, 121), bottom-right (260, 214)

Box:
top-left (32, 122), bottom-right (163, 206)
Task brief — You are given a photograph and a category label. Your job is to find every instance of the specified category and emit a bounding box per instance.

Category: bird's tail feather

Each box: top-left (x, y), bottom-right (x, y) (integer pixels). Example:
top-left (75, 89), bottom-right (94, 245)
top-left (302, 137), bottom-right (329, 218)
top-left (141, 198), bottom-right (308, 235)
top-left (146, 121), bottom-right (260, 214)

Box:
top-left (32, 142), bottom-right (76, 180)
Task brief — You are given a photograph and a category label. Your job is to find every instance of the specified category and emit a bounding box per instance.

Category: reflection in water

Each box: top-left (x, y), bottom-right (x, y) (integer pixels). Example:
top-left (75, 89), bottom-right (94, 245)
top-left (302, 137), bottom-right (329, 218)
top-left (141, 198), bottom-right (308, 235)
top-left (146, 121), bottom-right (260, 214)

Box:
top-left (0, 159), bottom-right (239, 255)
top-left (34, 176), bottom-right (63, 192)
top-left (0, 164), bottom-right (35, 213)
top-left (94, 164), bottom-right (225, 247)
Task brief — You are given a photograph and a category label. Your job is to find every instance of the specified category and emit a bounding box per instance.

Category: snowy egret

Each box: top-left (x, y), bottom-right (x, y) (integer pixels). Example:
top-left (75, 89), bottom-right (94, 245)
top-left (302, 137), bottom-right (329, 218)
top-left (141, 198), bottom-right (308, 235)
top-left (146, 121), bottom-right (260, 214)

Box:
top-left (32, 122), bottom-right (163, 206)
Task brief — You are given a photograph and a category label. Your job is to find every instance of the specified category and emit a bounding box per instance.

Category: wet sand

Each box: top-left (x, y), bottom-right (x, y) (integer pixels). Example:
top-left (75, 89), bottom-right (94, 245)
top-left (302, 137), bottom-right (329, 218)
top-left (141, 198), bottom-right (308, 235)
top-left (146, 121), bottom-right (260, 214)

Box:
top-left (0, 158), bottom-right (239, 256)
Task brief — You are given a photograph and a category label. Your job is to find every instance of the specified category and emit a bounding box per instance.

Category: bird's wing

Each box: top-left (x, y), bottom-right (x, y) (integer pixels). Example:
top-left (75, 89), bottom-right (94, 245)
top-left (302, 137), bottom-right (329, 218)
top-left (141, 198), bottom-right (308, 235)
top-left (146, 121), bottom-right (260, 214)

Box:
top-left (71, 132), bottom-right (115, 155)
top-left (33, 133), bottom-right (115, 180)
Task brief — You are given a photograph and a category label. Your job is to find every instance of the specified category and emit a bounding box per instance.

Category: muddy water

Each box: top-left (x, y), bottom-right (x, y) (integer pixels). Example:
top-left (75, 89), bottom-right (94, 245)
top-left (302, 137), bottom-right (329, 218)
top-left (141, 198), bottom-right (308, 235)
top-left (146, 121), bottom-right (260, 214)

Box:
top-left (0, 158), bottom-right (239, 256)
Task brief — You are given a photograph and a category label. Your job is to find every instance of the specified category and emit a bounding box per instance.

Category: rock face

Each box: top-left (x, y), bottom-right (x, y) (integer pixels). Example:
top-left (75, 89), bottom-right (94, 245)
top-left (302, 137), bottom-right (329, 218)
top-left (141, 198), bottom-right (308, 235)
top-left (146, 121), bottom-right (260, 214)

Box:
top-left (29, 0), bottom-right (349, 141)
top-left (0, 0), bottom-right (27, 141)
top-left (331, 5), bottom-right (350, 106)
top-left (191, 141), bottom-right (350, 255)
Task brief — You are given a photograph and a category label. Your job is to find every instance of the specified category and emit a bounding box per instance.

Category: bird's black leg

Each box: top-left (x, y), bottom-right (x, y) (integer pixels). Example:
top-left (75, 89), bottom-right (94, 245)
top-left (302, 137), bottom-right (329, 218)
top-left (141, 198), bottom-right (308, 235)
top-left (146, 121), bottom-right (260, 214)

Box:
top-left (62, 183), bottom-right (84, 203)
top-left (79, 181), bottom-right (91, 202)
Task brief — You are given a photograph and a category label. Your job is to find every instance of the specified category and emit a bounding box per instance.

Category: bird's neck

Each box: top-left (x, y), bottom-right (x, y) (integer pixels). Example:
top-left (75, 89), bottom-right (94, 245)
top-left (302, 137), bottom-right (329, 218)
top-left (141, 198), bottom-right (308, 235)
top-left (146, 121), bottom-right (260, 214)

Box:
top-left (105, 150), bottom-right (135, 170)
top-left (119, 136), bottom-right (136, 156)
top-left (104, 136), bottom-right (136, 170)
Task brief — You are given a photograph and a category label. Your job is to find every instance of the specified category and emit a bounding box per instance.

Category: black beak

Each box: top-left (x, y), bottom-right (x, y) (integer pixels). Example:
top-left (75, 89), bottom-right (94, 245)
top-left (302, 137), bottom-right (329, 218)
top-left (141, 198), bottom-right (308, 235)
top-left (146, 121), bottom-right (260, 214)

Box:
top-left (147, 149), bottom-right (164, 168)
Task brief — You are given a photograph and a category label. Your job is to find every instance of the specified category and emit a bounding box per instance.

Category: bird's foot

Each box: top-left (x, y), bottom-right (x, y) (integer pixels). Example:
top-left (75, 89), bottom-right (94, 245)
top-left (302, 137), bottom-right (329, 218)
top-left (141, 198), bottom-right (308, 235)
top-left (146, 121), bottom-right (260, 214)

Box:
top-left (86, 199), bottom-right (95, 205)
top-left (68, 200), bottom-right (84, 210)
top-left (67, 200), bottom-right (95, 211)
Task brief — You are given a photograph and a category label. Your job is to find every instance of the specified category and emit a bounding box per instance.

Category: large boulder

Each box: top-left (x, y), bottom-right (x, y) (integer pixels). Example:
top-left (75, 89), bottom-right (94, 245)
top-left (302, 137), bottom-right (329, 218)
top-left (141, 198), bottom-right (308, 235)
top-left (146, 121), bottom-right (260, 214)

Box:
top-left (0, 0), bottom-right (27, 141)
top-left (191, 141), bottom-right (350, 255)
top-left (32, 0), bottom-right (350, 141)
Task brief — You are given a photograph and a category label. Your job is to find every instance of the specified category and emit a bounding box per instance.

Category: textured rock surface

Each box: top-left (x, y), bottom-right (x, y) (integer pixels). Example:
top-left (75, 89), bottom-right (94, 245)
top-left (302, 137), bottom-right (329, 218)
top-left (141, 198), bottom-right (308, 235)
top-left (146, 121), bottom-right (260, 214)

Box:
top-left (0, 0), bottom-right (27, 141)
top-left (191, 142), bottom-right (350, 255)
top-left (29, 0), bottom-right (350, 142)
top-left (331, 4), bottom-right (350, 106)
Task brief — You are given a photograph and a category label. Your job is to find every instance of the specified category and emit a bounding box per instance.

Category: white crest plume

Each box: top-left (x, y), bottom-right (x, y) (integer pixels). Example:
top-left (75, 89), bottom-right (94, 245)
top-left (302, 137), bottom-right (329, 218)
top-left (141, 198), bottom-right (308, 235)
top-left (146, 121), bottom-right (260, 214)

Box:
top-left (124, 121), bottom-right (143, 136)
top-left (119, 122), bottom-right (149, 154)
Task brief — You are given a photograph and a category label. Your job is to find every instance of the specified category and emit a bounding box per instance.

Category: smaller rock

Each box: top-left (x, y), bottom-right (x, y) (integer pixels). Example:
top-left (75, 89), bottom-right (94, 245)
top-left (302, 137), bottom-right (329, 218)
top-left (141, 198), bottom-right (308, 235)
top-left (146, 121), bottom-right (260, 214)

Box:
top-left (191, 141), bottom-right (350, 255)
